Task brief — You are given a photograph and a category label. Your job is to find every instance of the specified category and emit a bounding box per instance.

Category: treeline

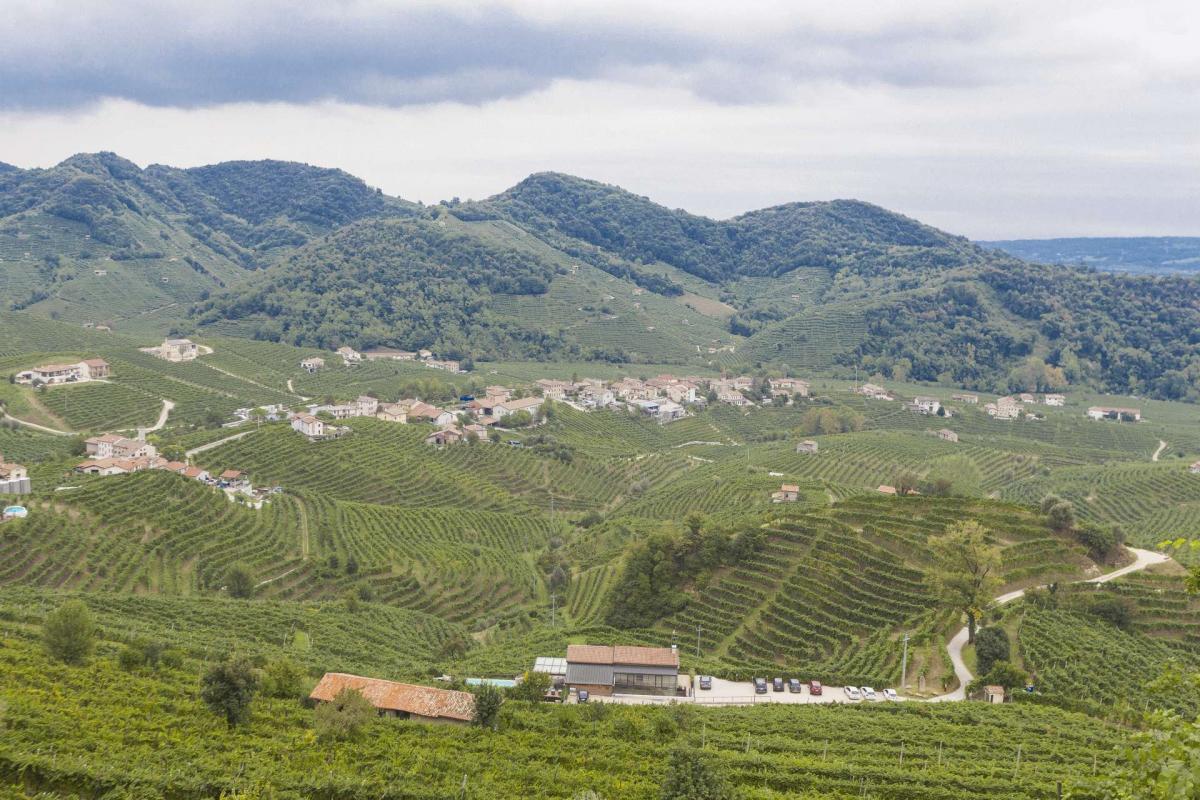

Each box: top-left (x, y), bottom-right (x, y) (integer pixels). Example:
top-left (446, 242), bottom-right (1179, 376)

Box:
top-left (606, 517), bottom-right (765, 628)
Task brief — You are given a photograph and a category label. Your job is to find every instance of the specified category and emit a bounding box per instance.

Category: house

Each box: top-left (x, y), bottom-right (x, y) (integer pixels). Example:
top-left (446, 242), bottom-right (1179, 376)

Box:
top-left (1018, 393), bottom-right (1037, 404)
top-left (1043, 394), bottom-right (1065, 406)
top-left (795, 440), bottom-right (819, 454)
top-left (986, 397), bottom-right (1022, 420)
top-left (356, 396), bottom-right (379, 417)
top-left (376, 403), bottom-right (409, 423)
top-left (655, 400), bottom-right (685, 422)
top-left (84, 435), bottom-right (157, 460)
top-left (182, 466), bottom-right (212, 482)
top-left (80, 358), bottom-right (110, 379)
top-left (300, 356), bottom-right (325, 373)
top-left (161, 461), bottom-right (188, 474)
top-left (769, 378), bottom-right (810, 398)
top-left (952, 393), bottom-right (979, 404)
top-left (611, 378), bottom-right (650, 401)
top-left (771, 484), bottom-right (800, 503)
top-left (426, 359), bottom-right (462, 373)
top-left (856, 383), bottom-right (894, 401)
top-left (1087, 406), bottom-right (1141, 422)
top-left (291, 414), bottom-right (326, 438)
top-left (407, 402), bottom-right (456, 427)
top-left (418, 349), bottom-right (433, 360)
top-left (716, 390), bottom-right (752, 407)
top-left (462, 423), bottom-right (489, 440)
top-left (336, 346), bottom-right (363, 365)
top-left (983, 685), bottom-right (1007, 704)
top-left (0, 455), bottom-right (30, 495)
top-left (218, 469), bottom-right (249, 490)
top-left (564, 644), bottom-right (680, 697)
top-left (579, 386), bottom-right (615, 409)
top-left (309, 673), bottom-right (474, 724)
top-left (425, 427), bottom-right (463, 447)
top-left (937, 429), bottom-right (959, 443)
top-left (494, 396), bottom-right (543, 420)
top-left (158, 338), bottom-right (199, 362)
top-left (910, 396), bottom-right (942, 415)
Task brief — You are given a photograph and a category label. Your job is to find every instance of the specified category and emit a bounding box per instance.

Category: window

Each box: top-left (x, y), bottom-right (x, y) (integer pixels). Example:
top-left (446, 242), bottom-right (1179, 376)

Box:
top-left (613, 672), bottom-right (674, 689)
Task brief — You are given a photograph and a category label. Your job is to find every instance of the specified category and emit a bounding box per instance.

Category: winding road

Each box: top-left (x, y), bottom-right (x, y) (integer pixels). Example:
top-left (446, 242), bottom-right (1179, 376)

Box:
top-left (1, 412), bottom-right (73, 437)
top-left (1152, 440), bottom-right (1167, 462)
top-left (928, 546), bottom-right (1171, 702)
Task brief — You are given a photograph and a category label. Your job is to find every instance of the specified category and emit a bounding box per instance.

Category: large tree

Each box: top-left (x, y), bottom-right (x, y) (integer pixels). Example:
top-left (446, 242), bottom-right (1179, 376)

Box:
top-left (43, 599), bottom-right (96, 665)
top-left (927, 520), bottom-right (1002, 644)
top-left (200, 657), bottom-right (260, 728)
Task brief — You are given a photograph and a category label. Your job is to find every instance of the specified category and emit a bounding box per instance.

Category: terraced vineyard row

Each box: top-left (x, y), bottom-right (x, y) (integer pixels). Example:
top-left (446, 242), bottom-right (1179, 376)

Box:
top-left (37, 381), bottom-right (163, 431)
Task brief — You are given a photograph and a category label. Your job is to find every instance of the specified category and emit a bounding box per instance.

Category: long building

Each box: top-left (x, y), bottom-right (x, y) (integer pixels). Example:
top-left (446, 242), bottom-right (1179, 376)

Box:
top-left (564, 644), bottom-right (680, 697)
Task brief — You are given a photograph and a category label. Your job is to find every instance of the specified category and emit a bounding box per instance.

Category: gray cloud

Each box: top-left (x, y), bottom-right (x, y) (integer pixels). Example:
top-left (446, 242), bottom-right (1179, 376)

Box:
top-left (0, 1), bottom-right (1084, 110)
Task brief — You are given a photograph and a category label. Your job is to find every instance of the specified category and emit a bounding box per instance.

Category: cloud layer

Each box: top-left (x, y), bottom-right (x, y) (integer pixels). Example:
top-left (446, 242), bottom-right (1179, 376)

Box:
top-left (0, 1), bottom-right (1197, 238)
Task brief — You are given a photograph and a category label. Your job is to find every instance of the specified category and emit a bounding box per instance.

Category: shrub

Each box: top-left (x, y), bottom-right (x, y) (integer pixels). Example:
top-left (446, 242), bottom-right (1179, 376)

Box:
top-left (314, 687), bottom-right (375, 742)
top-left (261, 658), bottom-right (307, 699)
top-left (659, 747), bottom-right (736, 800)
top-left (201, 657), bottom-right (260, 728)
top-left (43, 600), bottom-right (96, 665)
top-left (974, 627), bottom-right (1010, 677)
top-left (509, 670), bottom-right (552, 703)
top-left (472, 682), bottom-right (504, 728)
top-left (225, 563), bottom-right (256, 599)
top-left (1047, 501), bottom-right (1077, 532)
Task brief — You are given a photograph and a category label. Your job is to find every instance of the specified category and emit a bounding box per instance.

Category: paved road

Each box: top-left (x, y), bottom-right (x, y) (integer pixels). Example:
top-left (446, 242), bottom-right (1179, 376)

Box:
top-left (929, 547), bottom-right (1170, 701)
top-left (138, 399), bottom-right (175, 437)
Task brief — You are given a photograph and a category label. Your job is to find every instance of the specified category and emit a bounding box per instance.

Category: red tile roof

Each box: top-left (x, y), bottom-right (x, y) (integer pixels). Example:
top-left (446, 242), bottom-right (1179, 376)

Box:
top-left (309, 673), bottom-right (474, 722)
top-left (566, 644), bottom-right (679, 668)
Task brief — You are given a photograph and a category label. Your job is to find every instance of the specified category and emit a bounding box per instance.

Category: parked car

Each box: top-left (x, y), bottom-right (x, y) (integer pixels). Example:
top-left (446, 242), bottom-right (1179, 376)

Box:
top-left (860, 686), bottom-right (878, 701)
top-left (788, 678), bottom-right (802, 693)
top-left (698, 675), bottom-right (713, 690)
top-left (843, 686), bottom-right (862, 701)
top-left (809, 680), bottom-right (823, 696)
top-left (578, 690), bottom-right (590, 703)
top-left (753, 677), bottom-right (768, 694)
top-left (772, 677), bottom-right (784, 692)
top-left (882, 688), bottom-right (899, 701)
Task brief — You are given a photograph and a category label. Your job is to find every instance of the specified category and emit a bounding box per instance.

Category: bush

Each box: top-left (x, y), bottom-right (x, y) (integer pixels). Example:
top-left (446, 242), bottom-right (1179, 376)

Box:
top-left (117, 638), bottom-right (167, 672)
top-left (1076, 525), bottom-right (1123, 562)
top-left (314, 687), bottom-right (375, 742)
top-left (201, 657), bottom-right (260, 728)
top-left (1047, 501), bottom-right (1076, 532)
top-left (472, 682), bottom-right (504, 728)
top-left (509, 670), bottom-right (552, 703)
top-left (974, 627), bottom-right (1010, 677)
top-left (261, 658), bottom-right (308, 699)
top-left (225, 563), bottom-right (256, 599)
top-left (659, 747), bottom-right (736, 800)
top-left (43, 600), bottom-right (96, 665)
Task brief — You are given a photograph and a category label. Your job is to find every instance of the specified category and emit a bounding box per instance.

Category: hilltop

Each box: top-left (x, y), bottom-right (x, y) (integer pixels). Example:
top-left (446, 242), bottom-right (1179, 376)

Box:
top-left (2, 157), bottom-right (1200, 399)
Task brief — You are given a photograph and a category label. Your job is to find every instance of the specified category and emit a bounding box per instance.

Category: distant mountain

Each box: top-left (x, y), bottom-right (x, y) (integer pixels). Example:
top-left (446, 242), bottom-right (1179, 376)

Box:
top-left (982, 237), bottom-right (1200, 275)
top-left (4, 154), bottom-right (1200, 400)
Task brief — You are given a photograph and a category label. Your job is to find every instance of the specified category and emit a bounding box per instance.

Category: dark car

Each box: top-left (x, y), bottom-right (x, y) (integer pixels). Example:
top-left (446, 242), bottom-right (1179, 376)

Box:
top-left (809, 680), bottom-right (823, 696)
top-left (698, 675), bottom-right (713, 690)
top-left (577, 690), bottom-right (590, 703)
top-left (772, 677), bottom-right (785, 692)
top-left (788, 678), bottom-right (802, 693)
top-left (753, 677), bottom-right (768, 694)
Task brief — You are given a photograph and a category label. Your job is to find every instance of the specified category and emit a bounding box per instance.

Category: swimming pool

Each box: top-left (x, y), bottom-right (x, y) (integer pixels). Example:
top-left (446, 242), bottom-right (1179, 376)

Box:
top-left (464, 678), bottom-right (517, 688)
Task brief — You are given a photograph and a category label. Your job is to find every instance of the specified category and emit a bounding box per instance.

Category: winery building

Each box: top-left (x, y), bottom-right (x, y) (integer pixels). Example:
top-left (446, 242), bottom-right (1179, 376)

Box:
top-left (564, 644), bottom-right (681, 697)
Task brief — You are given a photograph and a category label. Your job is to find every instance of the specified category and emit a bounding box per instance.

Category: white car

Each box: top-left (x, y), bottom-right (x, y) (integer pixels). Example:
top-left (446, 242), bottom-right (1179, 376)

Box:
top-left (860, 686), bottom-right (878, 701)
top-left (882, 688), bottom-right (899, 701)
top-left (843, 686), bottom-right (862, 701)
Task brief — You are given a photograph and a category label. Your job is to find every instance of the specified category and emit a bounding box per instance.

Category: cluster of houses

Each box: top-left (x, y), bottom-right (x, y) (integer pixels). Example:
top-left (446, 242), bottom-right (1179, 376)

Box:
top-left (141, 338), bottom-right (199, 362)
top-left (14, 358), bottom-right (110, 386)
top-left (303, 347), bottom-right (463, 373)
top-left (0, 454), bottom-right (29, 495)
top-left (1086, 406), bottom-right (1142, 422)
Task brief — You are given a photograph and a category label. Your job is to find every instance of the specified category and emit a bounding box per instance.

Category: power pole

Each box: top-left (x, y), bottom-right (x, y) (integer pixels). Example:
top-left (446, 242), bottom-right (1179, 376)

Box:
top-left (696, 624), bottom-right (702, 658)
top-left (550, 594), bottom-right (557, 627)
top-left (900, 632), bottom-right (910, 690)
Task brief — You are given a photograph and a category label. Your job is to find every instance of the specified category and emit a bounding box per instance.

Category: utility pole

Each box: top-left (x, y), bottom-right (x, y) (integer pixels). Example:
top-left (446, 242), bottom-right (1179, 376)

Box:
top-left (900, 632), bottom-right (910, 690)
top-left (550, 594), bottom-right (557, 627)
top-left (696, 624), bottom-right (702, 658)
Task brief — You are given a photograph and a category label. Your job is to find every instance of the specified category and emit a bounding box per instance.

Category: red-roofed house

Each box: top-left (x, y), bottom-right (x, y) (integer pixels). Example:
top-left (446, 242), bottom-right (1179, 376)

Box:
top-left (309, 673), bottom-right (474, 724)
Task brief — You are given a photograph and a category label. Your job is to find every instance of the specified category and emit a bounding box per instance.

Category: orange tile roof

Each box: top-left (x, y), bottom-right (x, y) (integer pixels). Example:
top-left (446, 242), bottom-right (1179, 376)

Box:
top-left (566, 644), bottom-right (679, 668)
top-left (309, 673), bottom-right (474, 722)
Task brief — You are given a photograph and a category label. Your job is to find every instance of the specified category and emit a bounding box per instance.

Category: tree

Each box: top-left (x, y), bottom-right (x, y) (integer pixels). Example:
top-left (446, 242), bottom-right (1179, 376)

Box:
top-left (225, 563), bottom-right (255, 599)
top-left (974, 660), bottom-right (1027, 692)
top-left (1040, 494), bottom-right (1064, 514)
top-left (974, 626), bottom-right (1010, 676)
top-left (927, 520), bottom-right (1002, 644)
top-left (894, 470), bottom-right (920, 496)
top-left (510, 670), bottom-right (552, 703)
top-left (314, 687), bottom-right (375, 741)
top-left (1047, 500), bottom-right (1077, 532)
top-left (43, 600), bottom-right (96, 665)
top-left (472, 682), bottom-right (503, 728)
top-left (659, 747), bottom-right (736, 800)
top-left (261, 658), bottom-right (307, 699)
top-left (201, 657), bottom-right (260, 728)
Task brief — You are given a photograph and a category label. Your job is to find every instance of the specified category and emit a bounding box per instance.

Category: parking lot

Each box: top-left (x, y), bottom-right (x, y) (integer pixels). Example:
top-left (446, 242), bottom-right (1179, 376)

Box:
top-left (589, 677), bottom-right (905, 706)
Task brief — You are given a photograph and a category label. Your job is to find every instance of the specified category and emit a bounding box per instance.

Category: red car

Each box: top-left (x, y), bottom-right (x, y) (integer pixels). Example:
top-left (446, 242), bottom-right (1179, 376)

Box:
top-left (809, 680), bottom-right (823, 696)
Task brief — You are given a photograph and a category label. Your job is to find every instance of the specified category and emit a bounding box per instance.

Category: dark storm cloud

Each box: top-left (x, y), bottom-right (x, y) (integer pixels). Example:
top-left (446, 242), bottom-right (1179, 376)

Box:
top-left (0, 1), bottom-right (1008, 110)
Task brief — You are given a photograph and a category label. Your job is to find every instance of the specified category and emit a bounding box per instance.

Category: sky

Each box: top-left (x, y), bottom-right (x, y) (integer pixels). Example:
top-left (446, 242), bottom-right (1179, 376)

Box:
top-left (1, 0), bottom-right (1197, 239)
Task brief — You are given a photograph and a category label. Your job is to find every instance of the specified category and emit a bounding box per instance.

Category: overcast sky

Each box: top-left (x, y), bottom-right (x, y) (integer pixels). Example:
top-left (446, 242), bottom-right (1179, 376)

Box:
top-left (1, 0), bottom-right (1197, 238)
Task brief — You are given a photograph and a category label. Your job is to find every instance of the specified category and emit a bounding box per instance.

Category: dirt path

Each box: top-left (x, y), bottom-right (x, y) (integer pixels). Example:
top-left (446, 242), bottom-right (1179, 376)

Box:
top-left (929, 546), bottom-right (1170, 702)
top-left (1, 412), bottom-right (73, 436)
top-left (139, 399), bottom-right (175, 436)
top-left (255, 565), bottom-right (300, 588)
top-left (1152, 439), bottom-right (1167, 462)
top-left (184, 429), bottom-right (256, 460)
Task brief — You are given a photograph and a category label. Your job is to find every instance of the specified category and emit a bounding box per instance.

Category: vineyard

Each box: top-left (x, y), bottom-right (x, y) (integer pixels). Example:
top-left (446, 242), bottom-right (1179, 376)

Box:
top-left (37, 381), bottom-right (163, 431)
top-left (0, 632), bottom-right (1133, 800)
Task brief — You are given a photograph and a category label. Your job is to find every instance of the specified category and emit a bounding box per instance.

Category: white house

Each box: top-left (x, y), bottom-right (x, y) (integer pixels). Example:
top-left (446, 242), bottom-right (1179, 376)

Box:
top-left (84, 435), bottom-right (157, 460)
top-left (337, 346), bottom-right (363, 365)
top-left (1087, 406), bottom-right (1141, 422)
top-left (300, 356), bottom-right (325, 373)
top-left (291, 414), bottom-right (326, 438)
top-left (494, 396), bottom-right (544, 420)
top-left (1043, 394), bottom-right (1065, 406)
top-left (910, 396), bottom-right (942, 415)
top-left (158, 338), bottom-right (199, 362)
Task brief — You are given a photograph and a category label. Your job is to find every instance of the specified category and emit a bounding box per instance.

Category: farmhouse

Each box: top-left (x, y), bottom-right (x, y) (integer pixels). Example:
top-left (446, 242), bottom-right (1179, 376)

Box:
top-left (716, 389), bottom-right (752, 407)
top-left (356, 396), bottom-right (379, 417)
top-left (909, 396), bottom-right (942, 415)
top-left (376, 403), bottom-right (409, 423)
top-left (85, 435), bottom-right (157, 460)
top-left (769, 378), bottom-right (810, 398)
top-left (795, 440), bottom-right (819, 454)
top-left (309, 673), bottom-right (474, 724)
top-left (406, 402), bottom-right (456, 426)
top-left (856, 383), bottom-right (894, 401)
top-left (425, 427), bottom-right (464, 447)
top-left (952, 393), bottom-right (979, 404)
top-left (1043, 394), bottom-right (1065, 406)
top-left (0, 455), bottom-right (30, 494)
top-left (1191, 461), bottom-right (1200, 475)
top-left (986, 397), bottom-right (1022, 420)
top-left (494, 396), bottom-right (543, 420)
top-left (15, 358), bottom-right (110, 385)
top-left (157, 338), bottom-right (199, 362)
top-left (655, 400), bottom-right (685, 422)
top-left (1087, 406), bottom-right (1141, 422)
top-left (218, 470), bottom-right (249, 490)
top-left (181, 466), bottom-right (211, 482)
top-left (663, 383), bottom-right (697, 404)
top-left (336, 346), bottom-right (363, 365)
top-left (564, 644), bottom-right (680, 698)
top-left (937, 429), bottom-right (959, 442)
top-left (300, 356), bottom-right (325, 373)
top-left (536, 379), bottom-right (574, 401)
top-left (291, 414), bottom-right (326, 438)
top-left (76, 456), bottom-right (160, 475)
top-left (771, 484), bottom-right (801, 503)
top-left (1018, 393), bottom-right (1037, 404)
